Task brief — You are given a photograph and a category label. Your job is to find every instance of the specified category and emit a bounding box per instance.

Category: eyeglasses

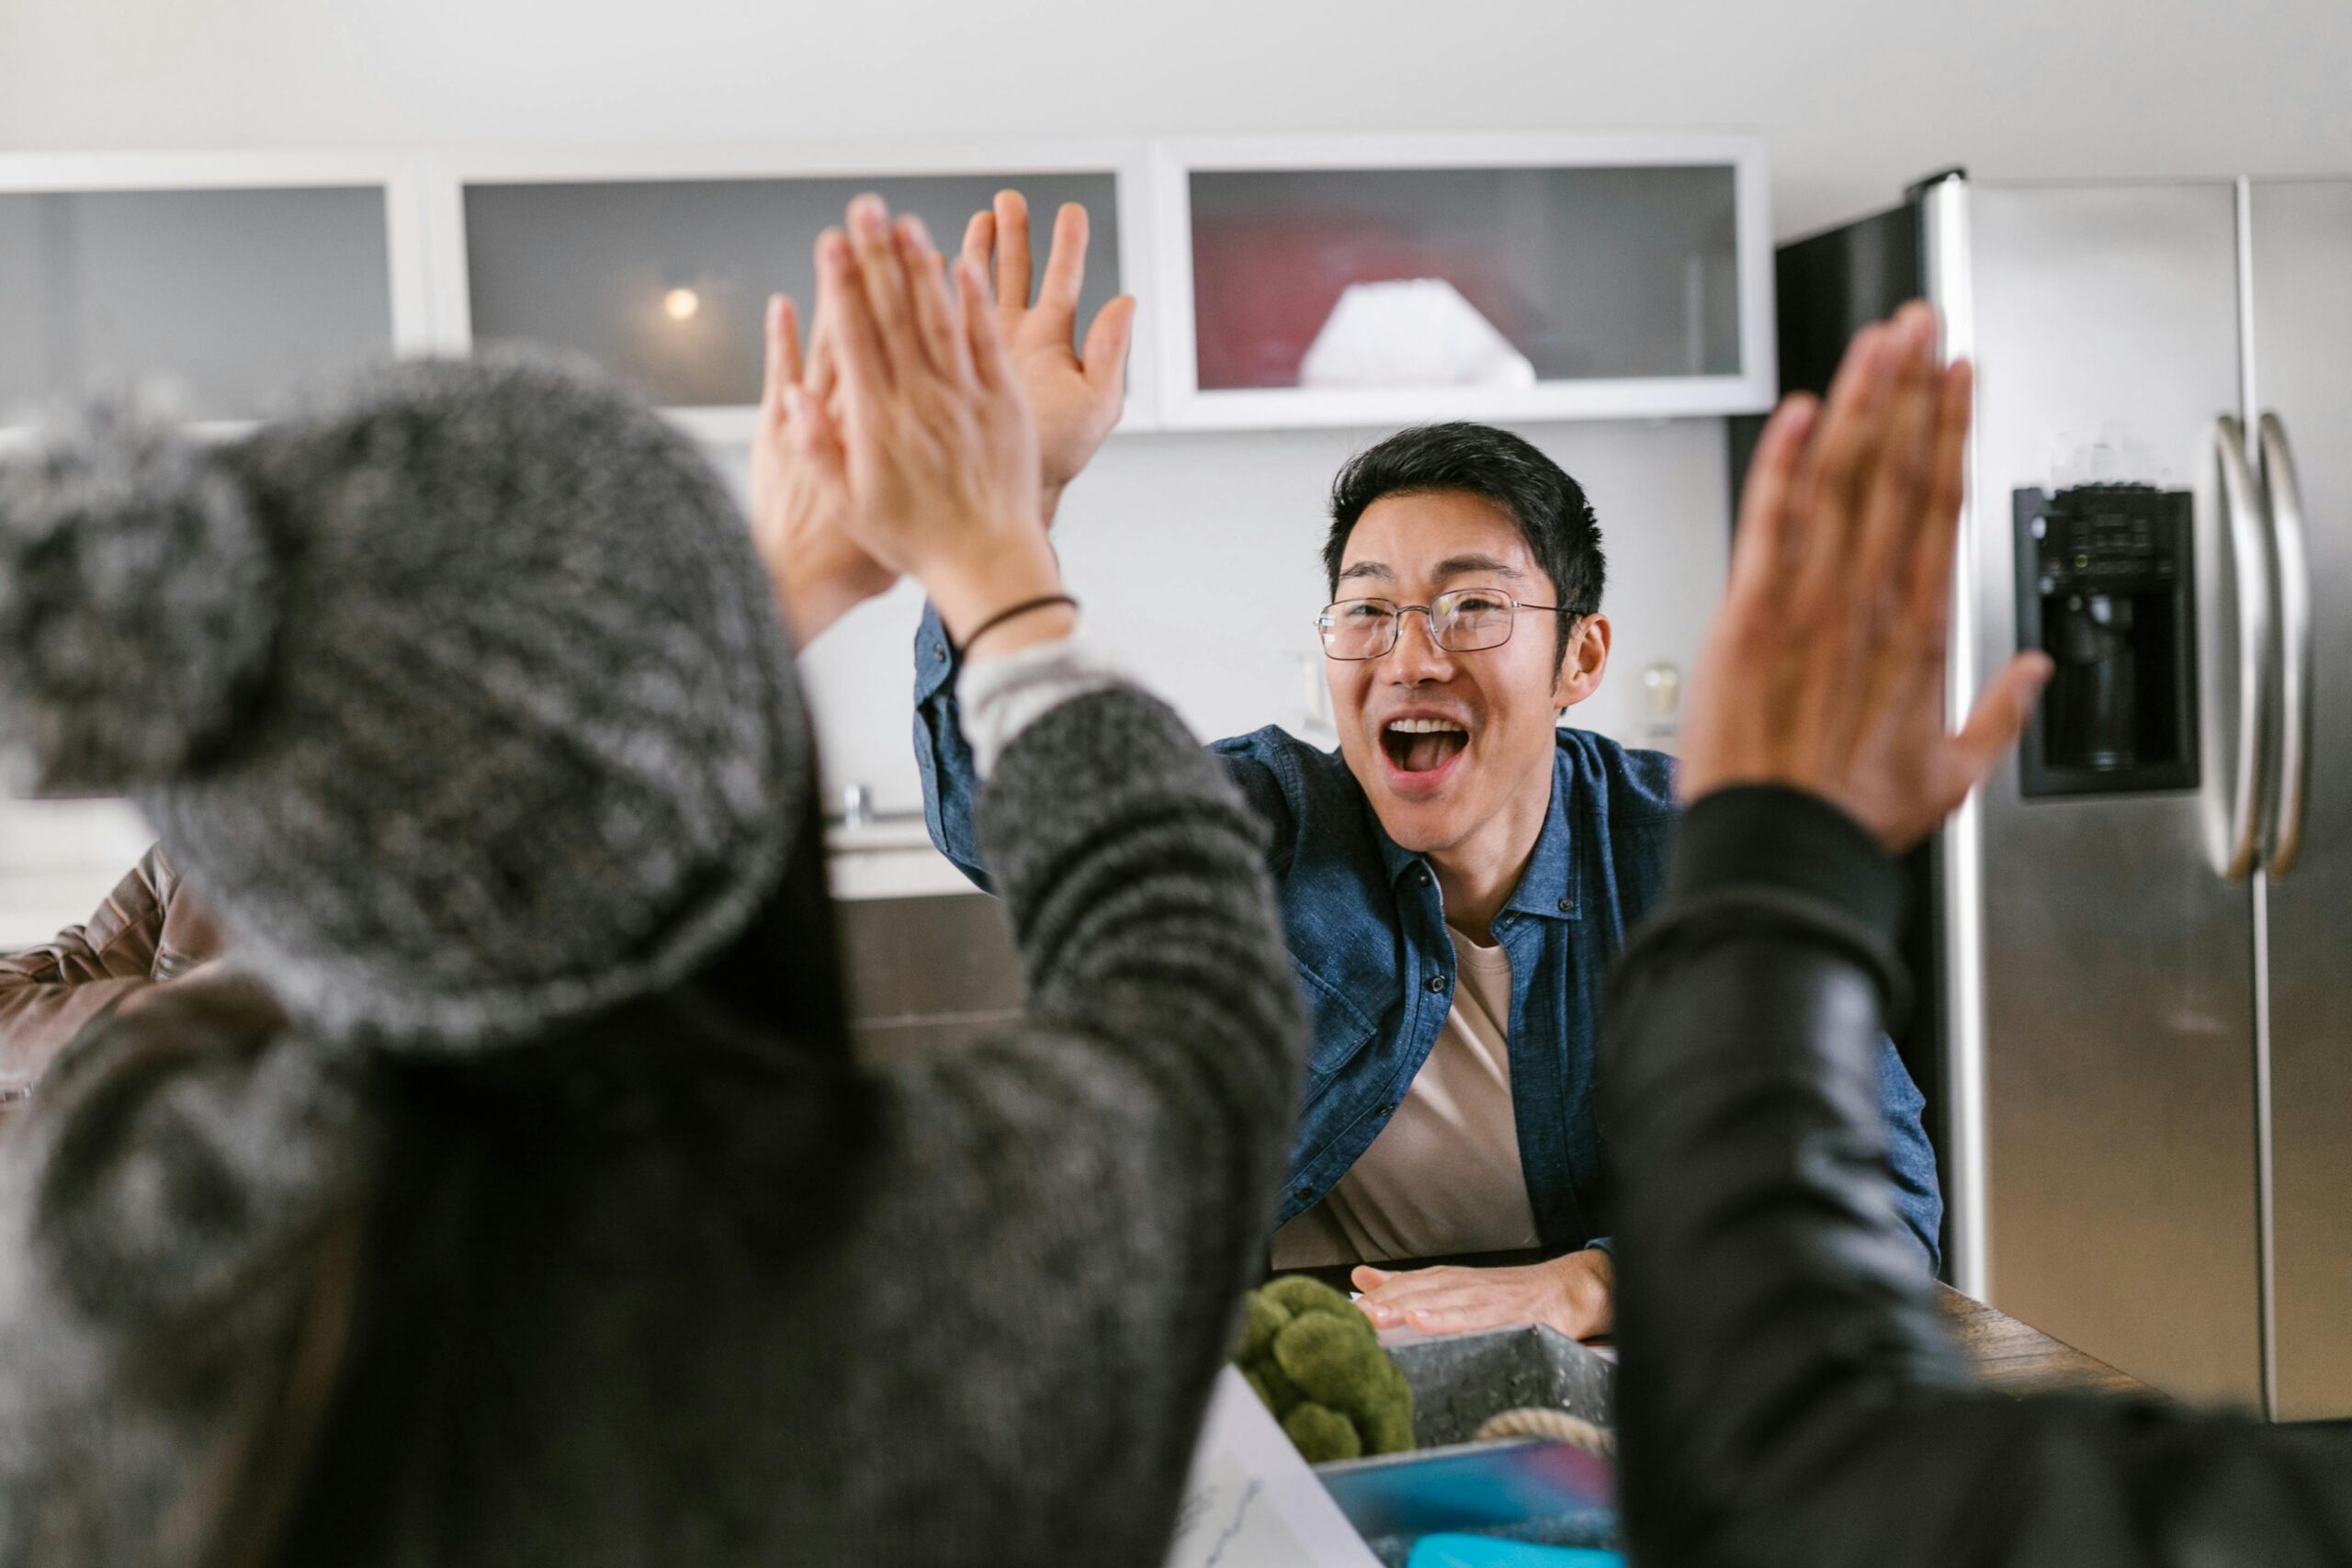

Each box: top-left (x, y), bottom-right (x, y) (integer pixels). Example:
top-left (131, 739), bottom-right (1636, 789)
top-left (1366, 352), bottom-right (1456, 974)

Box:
top-left (1317, 591), bottom-right (1586, 661)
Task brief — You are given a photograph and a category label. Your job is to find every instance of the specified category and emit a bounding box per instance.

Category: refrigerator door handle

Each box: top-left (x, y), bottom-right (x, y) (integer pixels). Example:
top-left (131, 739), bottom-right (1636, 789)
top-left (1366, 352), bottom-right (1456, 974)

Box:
top-left (2259, 412), bottom-right (2315, 876)
top-left (2216, 415), bottom-right (2273, 881)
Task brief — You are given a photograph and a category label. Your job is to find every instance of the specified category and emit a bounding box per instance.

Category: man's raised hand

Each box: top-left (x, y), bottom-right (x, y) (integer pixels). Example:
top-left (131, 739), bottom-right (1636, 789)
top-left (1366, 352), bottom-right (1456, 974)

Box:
top-left (959, 190), bottom-right (1136, 524)
top-left (789, 195), bottom-right (1069, 659)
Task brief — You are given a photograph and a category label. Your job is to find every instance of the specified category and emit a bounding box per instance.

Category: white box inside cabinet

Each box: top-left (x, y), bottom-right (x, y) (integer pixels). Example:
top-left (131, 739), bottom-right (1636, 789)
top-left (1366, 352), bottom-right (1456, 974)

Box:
top-left (424, 143), bottom-right (1160, 443)
top-left (0, 152), bottom-right (434, 434)
top-left (1148, 133), bottom-right (1776, 430)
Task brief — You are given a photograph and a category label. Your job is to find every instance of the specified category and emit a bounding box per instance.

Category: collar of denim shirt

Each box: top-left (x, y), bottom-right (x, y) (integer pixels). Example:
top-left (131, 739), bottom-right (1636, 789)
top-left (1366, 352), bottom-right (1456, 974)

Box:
top-left (1365, 748), bottom-right (1587, 930)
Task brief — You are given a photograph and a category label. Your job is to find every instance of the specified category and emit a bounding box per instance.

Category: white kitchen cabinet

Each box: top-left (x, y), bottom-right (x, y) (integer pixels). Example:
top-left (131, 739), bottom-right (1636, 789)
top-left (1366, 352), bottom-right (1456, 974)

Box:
top-left (1149, 133), bottom-right (1775, 430)
top-left (0, 152), bottom-right (432, 430)
top-left (426, 144), bottom-right (1158, 442)
top-left (0, 137), bottom-right (1777, 439)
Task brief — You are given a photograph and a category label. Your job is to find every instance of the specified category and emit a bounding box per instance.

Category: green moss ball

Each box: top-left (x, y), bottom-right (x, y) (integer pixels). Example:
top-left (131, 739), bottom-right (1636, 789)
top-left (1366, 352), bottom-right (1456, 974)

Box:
top-left (1259, 1275), bottom-right (1355, 1321)
top-left (1361, 1389), bottom-right (1416, 1455)
top-left (1231, 1278), bottom-right (1415, 1461)
top-left (1281, 1402), bottom-right (1363, 1463)
top-left (1252, 1354), bottom-right (1307, 1418)
top-left (1272, 1311), bottom-right (1381, 1408)
top-left (1234, 1290), bottom-right (1292, 1363)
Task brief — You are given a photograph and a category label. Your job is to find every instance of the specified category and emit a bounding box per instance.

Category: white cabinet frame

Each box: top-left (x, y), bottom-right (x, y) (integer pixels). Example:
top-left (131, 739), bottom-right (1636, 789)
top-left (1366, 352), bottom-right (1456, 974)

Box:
top-left (1148, 131), bottom-right (1778, 430)
top-left (1, 136), bottom-right (1781, 443)
top-left (419, 141), bottom-right (1160, 444)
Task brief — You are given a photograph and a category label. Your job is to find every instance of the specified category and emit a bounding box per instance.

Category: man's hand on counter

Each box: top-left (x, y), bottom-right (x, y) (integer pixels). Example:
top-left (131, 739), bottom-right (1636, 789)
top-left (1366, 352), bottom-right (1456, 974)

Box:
top-left (958, 190), bottom-right (1135, 528)
top-left (1350, 1248), bottom-right (1615, 1342)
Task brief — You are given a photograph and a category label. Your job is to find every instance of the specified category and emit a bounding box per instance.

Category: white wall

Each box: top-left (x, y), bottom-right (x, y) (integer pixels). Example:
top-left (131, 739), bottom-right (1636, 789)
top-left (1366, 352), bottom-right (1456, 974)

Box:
top-left (2, 0), bottom-right (2347, 937)
top-left (779, 417), bottom-right (1727, 818)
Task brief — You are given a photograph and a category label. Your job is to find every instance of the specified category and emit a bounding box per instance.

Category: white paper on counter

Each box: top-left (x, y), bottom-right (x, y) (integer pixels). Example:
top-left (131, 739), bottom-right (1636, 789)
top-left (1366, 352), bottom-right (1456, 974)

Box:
top-left (1163, 1366), bottom-right (1384, 1568)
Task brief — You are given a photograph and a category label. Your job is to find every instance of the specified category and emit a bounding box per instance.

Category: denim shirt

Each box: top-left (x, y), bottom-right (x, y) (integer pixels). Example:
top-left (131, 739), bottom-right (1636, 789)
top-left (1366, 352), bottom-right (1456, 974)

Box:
top-left (913, 608), bottom-right (1943, 1269)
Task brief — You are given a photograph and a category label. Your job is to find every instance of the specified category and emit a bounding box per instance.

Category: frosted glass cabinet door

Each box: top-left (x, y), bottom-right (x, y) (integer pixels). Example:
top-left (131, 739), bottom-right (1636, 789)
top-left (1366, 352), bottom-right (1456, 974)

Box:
top-left (0, 186), bottom-right (395, 422)
top-left (461, 173), bottom-right (1124, 409)
top-left (1173, 156), bottom-right (1758, 424)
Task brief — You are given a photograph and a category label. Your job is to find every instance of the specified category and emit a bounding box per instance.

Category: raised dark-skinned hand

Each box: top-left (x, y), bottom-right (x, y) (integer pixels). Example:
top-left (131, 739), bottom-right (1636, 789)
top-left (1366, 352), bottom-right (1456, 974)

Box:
top-left (1677, 301), bottom-right (2052, 852)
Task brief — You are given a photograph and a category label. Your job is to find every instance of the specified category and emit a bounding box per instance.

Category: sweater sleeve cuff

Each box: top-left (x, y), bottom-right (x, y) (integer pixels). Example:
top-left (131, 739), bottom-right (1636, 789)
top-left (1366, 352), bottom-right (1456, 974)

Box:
top-left (1668, 786), bottom-right (1901, 945)
top-left (957, 635), bottom-right (1126, 779)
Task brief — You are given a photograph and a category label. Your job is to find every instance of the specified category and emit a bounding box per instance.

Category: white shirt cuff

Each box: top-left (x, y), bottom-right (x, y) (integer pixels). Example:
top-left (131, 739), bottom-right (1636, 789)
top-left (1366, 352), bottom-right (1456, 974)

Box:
top-left (957, 634), bottom-right (1126, 779)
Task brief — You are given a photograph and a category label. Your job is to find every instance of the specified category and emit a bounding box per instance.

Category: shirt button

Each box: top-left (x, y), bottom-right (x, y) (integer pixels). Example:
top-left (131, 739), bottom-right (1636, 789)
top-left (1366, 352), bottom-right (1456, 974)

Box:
top-left (1376, 1102), bottom-right (1397, 1117)
top-left (1558, 898), bottom-right (1573, 913)
top-left (1426, 975), bottom-right (1448, 994)
top-left (1417, 868), bottom-right (1431, 886)
top-left (932, 642), bottom-right (948, 662)
top-left (1293, 1186), bottom-right (1314, 1201)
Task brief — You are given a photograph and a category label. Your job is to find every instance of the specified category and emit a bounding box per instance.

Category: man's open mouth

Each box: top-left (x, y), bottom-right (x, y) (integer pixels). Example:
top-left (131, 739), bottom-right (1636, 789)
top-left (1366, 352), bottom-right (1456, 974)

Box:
top-left (1381, 716), bottom-right (1470, 775)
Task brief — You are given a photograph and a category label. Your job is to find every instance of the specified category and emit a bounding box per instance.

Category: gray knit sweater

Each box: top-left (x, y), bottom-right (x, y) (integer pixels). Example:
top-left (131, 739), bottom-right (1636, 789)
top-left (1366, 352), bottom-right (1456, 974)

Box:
top-left (0, 686), bottom-right (1304, 1567)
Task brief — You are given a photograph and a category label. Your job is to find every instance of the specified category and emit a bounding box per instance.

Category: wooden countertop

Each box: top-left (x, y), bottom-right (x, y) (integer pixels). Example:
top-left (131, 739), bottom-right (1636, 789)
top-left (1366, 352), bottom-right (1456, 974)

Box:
top-left (1935, 1281), bottom-right (2151, 1397)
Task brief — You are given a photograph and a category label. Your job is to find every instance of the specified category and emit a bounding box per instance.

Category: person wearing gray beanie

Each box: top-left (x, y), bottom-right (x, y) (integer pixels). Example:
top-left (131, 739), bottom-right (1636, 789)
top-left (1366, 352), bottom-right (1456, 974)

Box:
top-left (0, 193), bottom-right (1305, 1568)
top-left (0, 355), bottom-right (805, 1048)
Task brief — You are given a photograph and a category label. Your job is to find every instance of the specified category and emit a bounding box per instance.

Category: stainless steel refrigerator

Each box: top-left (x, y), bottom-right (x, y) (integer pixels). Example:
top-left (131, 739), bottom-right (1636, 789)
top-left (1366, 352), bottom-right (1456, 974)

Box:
top-left (1765, 171), bottom-right (2352, 1418)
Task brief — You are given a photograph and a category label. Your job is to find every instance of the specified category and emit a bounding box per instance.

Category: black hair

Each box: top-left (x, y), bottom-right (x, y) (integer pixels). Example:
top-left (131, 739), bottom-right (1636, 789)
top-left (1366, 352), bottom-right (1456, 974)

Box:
top-left (1324, 423), bottom-right (1606, 670)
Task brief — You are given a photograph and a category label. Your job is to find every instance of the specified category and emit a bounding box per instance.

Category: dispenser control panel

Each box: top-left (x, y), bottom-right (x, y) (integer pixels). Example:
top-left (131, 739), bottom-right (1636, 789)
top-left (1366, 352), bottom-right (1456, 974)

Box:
top-left (2014, 484), bottom-right (2199, 797)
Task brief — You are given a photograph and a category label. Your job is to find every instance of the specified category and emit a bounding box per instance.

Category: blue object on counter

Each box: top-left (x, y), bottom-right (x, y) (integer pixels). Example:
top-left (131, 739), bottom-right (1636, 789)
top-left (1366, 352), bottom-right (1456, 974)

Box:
top-left (1318, 1437), bottom-right (1613, 1540)
top-left (1406, 1537), bottom-right (1624, 1568)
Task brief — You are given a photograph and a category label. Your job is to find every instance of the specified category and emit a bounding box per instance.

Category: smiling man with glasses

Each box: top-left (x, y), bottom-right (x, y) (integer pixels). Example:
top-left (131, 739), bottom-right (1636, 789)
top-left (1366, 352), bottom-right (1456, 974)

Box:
top-left (875, 195), bottom-right (1940, 1341)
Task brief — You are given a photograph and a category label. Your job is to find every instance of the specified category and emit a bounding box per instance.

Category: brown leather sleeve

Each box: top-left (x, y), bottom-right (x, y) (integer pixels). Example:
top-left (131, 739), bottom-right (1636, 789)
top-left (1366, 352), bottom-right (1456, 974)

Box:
top-left (0, 847), bottom-right (229, 1095)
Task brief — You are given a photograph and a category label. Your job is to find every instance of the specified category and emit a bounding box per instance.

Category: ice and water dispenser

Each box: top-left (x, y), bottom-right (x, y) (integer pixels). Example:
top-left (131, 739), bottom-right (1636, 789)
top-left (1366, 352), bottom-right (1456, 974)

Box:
top-left (2013, 483), bottom-right (2200, 797)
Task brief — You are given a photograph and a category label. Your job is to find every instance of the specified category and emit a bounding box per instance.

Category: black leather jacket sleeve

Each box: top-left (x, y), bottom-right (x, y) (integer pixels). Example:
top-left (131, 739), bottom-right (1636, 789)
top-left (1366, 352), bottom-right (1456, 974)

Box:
top-left (1602, 785), bottom-right (2352, 1568)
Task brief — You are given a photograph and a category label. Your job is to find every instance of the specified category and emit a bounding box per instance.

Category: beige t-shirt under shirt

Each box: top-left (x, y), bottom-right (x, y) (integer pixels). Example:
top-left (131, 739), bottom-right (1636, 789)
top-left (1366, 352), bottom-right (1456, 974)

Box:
top-left (1270, 923), bottom-right (1542, 1269)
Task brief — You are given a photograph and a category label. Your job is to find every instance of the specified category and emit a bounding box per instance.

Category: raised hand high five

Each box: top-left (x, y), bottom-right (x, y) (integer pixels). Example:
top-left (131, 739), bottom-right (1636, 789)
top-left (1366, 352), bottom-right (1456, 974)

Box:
top-left (959, 190), bottom-right (1136, 525)
top-left (1678, 302), bottom-right (2052, 851)
top-left (749, 292), bottom-right (899, 649)
top-left (786, 195), bottom-right (1073, 662)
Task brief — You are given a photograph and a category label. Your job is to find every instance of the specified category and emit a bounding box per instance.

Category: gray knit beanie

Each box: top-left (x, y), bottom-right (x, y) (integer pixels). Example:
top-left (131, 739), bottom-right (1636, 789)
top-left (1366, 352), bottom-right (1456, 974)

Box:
top-left (0, 354), bottom-right (807, 1048)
